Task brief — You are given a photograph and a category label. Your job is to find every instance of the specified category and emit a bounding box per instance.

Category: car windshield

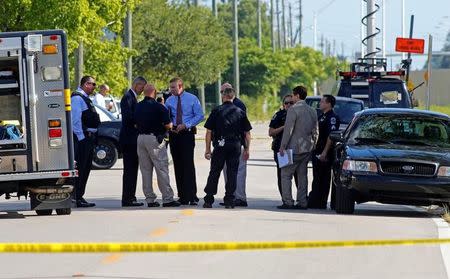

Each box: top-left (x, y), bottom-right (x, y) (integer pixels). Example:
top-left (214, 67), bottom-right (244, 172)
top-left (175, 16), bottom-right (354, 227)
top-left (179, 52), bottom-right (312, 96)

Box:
top-left (348, 114), bottom-right (450, 148)
top-left (334, 102), bottom-right (363, 124)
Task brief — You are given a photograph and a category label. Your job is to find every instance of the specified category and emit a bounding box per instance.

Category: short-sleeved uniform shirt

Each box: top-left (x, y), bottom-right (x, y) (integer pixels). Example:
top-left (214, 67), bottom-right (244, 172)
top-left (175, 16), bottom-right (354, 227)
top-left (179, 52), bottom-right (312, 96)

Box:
top-left (269, 109), bottom-right (287, 151)
top-left (134, 96), bottom-right (171, 135)
top-left (315, 110), bottom-right (340, 155)
top-left (204, 101), bottom-right (252, 146)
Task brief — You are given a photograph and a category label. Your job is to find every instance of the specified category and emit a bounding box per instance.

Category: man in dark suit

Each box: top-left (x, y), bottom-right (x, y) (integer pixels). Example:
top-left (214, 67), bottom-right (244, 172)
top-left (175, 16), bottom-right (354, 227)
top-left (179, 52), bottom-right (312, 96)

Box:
top-left (120, 76), bottom-right (147, 207)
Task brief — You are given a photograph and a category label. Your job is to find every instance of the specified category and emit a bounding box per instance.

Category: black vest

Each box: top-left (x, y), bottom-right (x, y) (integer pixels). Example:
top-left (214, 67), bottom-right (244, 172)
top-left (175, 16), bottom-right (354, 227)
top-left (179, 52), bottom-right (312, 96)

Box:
top-left (72, 92), bottom-right (100, 130)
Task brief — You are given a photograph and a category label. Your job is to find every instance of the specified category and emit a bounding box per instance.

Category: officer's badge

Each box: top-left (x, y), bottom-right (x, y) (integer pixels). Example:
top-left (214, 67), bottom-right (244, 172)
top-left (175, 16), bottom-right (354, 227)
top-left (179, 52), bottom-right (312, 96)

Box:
top-left (330, 117), bottom-right (336, 125)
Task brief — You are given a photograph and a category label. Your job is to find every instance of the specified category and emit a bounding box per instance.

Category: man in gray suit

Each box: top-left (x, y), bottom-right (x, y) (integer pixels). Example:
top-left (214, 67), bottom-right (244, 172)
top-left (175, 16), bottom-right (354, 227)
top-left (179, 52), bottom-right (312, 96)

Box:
top-left (278, 86), bottom-right (318, 209)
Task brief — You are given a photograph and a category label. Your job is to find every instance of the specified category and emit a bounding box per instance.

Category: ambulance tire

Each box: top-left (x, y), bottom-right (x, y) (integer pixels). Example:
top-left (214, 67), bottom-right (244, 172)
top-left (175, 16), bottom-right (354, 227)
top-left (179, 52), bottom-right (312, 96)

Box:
top-left (92, 138), bottom-right (118, 169)
top-left (56, 208), bottom-right (71, 215)
top-left (36, 209), bottom-right (53, 216)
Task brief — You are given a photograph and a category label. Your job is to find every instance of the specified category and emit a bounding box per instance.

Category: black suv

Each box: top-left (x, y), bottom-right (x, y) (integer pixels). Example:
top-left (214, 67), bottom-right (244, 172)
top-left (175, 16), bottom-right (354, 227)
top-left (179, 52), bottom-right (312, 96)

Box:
top-left (337, 58), bottom-right (413, 109)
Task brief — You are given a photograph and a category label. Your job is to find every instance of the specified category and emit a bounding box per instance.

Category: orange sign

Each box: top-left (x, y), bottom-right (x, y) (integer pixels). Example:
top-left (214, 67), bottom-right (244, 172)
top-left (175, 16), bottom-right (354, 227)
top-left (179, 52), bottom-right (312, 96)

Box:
top-left (395, 38), bottom-right (425, 54)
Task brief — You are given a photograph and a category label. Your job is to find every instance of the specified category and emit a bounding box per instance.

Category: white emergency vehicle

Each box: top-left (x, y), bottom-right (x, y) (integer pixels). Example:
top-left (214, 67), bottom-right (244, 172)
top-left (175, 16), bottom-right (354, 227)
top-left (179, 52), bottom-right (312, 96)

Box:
top-left (0, 30), bottom-right (76, 215)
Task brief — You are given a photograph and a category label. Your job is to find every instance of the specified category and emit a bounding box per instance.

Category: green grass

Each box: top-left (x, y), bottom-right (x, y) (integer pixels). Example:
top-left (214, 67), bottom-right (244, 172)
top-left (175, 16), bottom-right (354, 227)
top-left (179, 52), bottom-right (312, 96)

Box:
top-left (417, 105), bottom-right (450, 116)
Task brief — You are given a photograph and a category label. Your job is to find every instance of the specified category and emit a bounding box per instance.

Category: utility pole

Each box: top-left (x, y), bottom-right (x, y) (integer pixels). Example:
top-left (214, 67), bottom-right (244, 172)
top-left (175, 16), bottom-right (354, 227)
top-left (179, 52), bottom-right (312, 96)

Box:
top-left (426, 34), bottom-right (433, 110)
top-left (232, 0), bottom-right (240, 97)
top-left (320, 34), bottom-right (324, 54)
top-left (124, 8), bottom-right (132, 87)
top-left (194, 0), bottom-right (205, 112)
top-left (74, 41), bottom-right (84, 86)
top-left (366, 0), bottom-right (376, 58)
top-left (271, 0), bottom-right (275, 51)
top-left (289, 3), bottom-right (293, 47)
top-left (401, 0), bottom-right (406, 60)
top-left (212, 0), bottom-right (221, 105)
top-left (360, 0), bottom-right (365, 57)
top-left (333, 39), bottom-right (336, 56)
top-left (281, 0), bottom-right (287, 49)
top-left (382, 0), bottom-right (386, 57)
top-left (257, 0), bottom-right (262, 48)
top-left (298, 0), bottom-right (302, 45)
top-left (313, 12), bottom-right (317, 50)
top-left (276, 0), bottom-right (281, 50)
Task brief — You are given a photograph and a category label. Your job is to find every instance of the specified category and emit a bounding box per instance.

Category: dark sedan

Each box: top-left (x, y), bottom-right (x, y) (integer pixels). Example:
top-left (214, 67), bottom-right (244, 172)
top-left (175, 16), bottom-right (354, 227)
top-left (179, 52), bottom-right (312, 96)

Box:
top-left (93, 105), bottom-right (122, 169)
top-left (330, 108), bottom-right (450, 214)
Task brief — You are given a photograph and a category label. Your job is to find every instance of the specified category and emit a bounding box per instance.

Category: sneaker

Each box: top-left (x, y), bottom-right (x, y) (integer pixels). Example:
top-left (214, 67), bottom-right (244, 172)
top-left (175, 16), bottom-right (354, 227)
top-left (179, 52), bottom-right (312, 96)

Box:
top-left (203, 202), bottom-right (212, 208)
top-left (277, 204), bottom-right (294, 210)
top-left (163, 201), bottom-right (181, 207)
top-left (147, 201), bottom-right (160, 207)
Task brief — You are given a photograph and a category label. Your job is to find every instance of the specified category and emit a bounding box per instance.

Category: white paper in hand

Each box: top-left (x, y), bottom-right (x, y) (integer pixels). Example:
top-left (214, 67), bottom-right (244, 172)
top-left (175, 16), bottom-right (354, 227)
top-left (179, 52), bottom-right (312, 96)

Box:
top-left (277, 149), bottom-right (293, 168)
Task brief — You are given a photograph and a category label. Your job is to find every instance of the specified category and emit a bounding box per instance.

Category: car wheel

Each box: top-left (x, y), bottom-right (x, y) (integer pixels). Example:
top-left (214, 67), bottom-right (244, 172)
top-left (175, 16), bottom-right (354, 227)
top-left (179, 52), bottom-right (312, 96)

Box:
top-left (92, 138), bottom-right (118, 169)
top-left (56, 208), bottom-right (71, 215)
top-left (35, 209), bottom-right (53, 216)
top-left (335, 185), bottom-right (355, 214)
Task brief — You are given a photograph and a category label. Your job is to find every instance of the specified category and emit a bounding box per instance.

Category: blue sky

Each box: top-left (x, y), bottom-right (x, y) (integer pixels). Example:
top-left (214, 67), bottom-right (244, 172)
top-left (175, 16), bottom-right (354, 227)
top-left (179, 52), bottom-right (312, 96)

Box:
top-left (293, 0), bottom-right (450, 69)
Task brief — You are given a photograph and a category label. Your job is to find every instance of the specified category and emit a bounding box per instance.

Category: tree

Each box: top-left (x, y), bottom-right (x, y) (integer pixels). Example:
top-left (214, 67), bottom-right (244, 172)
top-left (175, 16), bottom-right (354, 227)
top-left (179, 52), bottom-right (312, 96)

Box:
top-left (218, 0), bottom-right (271, 46)
top-left (0, 0), bottom-right (138, 94)
top-left (428, 30), bottom-right (450, 69)
top-left (132, 0), bottom-right (231, 88)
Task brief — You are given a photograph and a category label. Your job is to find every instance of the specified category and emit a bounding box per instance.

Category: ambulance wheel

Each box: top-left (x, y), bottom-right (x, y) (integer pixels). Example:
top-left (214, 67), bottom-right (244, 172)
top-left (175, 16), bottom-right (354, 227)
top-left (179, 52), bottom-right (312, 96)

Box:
top-left (36, 209), bottom-right (53, 216)
top-left (56, 208), bottom-right (71, 215)
top-left (92, 138), bottom-right (118, 169)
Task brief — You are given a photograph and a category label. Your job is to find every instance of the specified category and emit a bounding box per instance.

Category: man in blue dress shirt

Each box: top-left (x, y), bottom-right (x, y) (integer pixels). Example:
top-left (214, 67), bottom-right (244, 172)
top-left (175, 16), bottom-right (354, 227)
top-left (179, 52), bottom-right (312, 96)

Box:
top-left (165, 77), bottom-right (204, 205)
top-left (71, 76), bottom-right (100, 208)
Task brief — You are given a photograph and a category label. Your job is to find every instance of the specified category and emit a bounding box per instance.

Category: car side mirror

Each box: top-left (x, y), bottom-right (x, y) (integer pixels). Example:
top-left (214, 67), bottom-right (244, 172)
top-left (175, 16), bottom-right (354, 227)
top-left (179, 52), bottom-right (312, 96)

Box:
top-left (330, 131), bottom-right (344, 142)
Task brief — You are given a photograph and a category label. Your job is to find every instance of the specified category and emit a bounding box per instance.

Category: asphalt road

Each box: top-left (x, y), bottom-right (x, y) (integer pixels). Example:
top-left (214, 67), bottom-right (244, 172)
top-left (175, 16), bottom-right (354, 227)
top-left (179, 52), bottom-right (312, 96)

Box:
top-left (0, 124), bottom-right (449, 279)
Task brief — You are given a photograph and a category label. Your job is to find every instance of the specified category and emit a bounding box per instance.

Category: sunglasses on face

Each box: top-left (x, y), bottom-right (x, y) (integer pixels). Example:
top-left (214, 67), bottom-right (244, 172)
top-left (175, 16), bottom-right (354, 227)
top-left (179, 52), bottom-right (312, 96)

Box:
top-left (284, 101), bottom-right (294, 105)
top-left (87, 82), bottom-right (96, 87)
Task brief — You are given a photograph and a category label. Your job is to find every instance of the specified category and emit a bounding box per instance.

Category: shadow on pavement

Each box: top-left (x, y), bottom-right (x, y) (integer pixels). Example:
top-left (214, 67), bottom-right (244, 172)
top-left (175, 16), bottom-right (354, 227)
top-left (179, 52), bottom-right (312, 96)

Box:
top-left (0, 197), bottom-right (435, 219)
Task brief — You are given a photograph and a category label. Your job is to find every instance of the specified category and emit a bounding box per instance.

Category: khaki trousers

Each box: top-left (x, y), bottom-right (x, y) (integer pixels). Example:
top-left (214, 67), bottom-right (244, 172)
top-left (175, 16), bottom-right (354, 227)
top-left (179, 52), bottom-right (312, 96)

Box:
top-left (137, 134), bottom-right (175, 203)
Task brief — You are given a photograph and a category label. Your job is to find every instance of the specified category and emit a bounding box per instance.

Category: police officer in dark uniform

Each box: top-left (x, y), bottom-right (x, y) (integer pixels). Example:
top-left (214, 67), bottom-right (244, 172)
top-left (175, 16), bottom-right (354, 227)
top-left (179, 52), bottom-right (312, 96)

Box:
top-left (71, 76), bottom-right (100, 207)
top-left (268, 94), bottom-right (298, 198)
top-left (203, 87), bottom-right (252, 209)
top-left (308, 95), bottom-right (340, 209)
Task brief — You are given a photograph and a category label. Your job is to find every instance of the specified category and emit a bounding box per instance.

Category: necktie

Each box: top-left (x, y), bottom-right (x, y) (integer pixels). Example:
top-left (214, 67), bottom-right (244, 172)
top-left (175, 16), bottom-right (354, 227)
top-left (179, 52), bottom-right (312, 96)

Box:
top-left (176, 95), bottom-right (183, 125)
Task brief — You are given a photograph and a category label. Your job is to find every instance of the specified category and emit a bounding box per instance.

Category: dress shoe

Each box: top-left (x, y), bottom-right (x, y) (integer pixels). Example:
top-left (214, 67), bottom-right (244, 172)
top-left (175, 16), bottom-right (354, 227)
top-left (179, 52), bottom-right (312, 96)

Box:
top-left (294, 203), bottom-right (308, 210)
top-left (277, 204), bottom-right (294, 210)
top-left (122, 201), bottom-right (144, 207)
top-left (147, 201), bottom-right (160, 207)
top-left (203, 202), bottom-right (212, 208)
top-left (224, 203), bottom-right (235, 209)
top-left (188, 201), bottom-right (198, 206)
top-left (163, 201), bottom-right (181, 207)
top-left (76, 198), bottom-right (96, 208)
top-left (178, 199), bottom-right (189, 205)
top-left (234, 199), bottom-right (248, 207)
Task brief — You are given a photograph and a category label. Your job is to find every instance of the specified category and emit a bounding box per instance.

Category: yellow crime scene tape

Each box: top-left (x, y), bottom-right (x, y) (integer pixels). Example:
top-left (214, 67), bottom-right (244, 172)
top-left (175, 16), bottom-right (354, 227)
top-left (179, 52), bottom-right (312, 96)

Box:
top-left (1, 238), bottom-right (450, 253)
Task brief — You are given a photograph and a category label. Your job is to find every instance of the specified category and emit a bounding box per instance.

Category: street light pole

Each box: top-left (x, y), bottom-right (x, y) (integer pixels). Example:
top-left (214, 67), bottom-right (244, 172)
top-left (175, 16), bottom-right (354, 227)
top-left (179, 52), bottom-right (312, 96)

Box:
top-left (212, 0), bottom-right (221, 105)
top-left (271, 0), bottom-right (275, 51)
top-left (232, 0), bottom-right (240, 97)
top-left (257, 0), bottom-right (262, 48)
top-left (194, 0), bottom-right (205, 111)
